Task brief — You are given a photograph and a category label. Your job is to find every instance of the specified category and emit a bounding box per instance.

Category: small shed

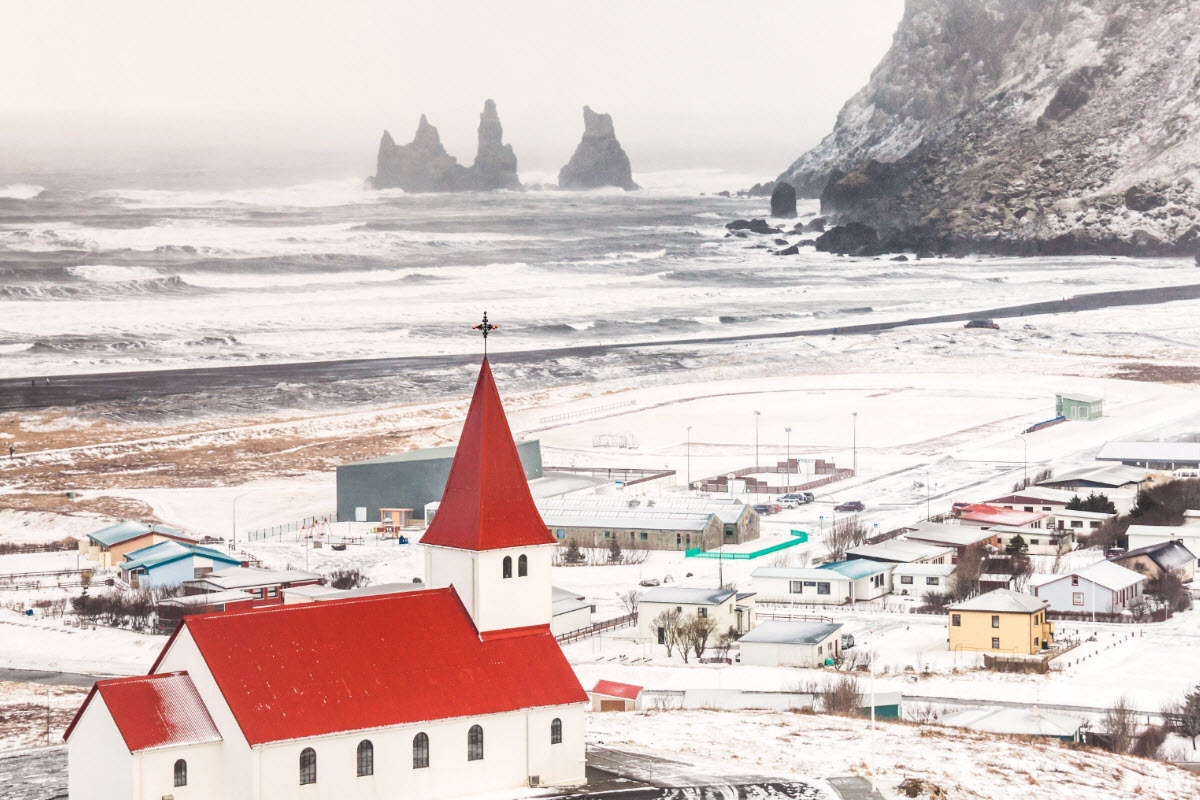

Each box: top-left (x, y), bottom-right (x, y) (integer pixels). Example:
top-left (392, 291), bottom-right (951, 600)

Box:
top-left (589, 680), bottom-right (642, 712)
top-left (738, 621), bottom-right (843, 667)
top-left (1056, 392), bottom-right (1103, 421)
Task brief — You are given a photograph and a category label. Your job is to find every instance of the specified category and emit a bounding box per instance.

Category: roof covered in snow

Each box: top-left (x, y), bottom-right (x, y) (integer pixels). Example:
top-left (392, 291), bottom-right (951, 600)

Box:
top-left (539, 495), bottom-right (750, 525)
top-left (420, 359), bottom-right (559, 552)
top-left (1096, 441), bottom-right (1200, 463)
top-left (552, 586), bottom-right (591, 616)
top-left (1030, 560), bottom-right (1144, 592)
top-left (902, 523), bottom-right (998, 547)
top-left (119, 541), bottom-right (240, 573)
top-left (1041, 464), bottom-right (1155, 488)
top-left (190, 566), bottom-right (320, 590)
top-left (891, 563), bottom-right (957, 577)
top-left (940, 705), bottom-right (1082, 738)
top-left (1117, 540), bottom-right (1196, 571)
top-left (987, 486), bottom-right (1078, 505)
top-left (535, 504), bottom-right (714, 532)
top-left (87, 520), bottom-right (194, 547)
top-left (739, 621), bottom-right (843, 645)
top-left (152, 588), bottom-right (586, 746)
top-left (846, 540), bottom-right (953, 563)
top-left (639, 586), bottom-right (737, 605)
top-left (957, 505), bottom-right (1047, 527)
top-left (751, 566), bottom-right (851, 582)
top-left (950, 588), bottom-right (1048, 614)
top-left (65, 672), bottom-right (221, 752)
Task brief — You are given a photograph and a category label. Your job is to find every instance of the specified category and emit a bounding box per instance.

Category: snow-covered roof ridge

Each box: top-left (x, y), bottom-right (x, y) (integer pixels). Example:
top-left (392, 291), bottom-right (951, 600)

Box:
top-left (639, 586), bottom-right (736, 606)
top-left (739, 621), bottom-right (843, 645)
top-left (950, 588), bottom-right (1048, 614)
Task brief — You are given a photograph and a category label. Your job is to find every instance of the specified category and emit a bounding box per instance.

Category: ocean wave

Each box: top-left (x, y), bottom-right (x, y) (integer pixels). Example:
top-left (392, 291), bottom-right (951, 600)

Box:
top-left (0, 274), bottom-right (199, 301)
top-left (67, 264), bottom-right (162, 282)
top-left (0, 184), bottom-right (45, 200)
top-left (97, 179), bottom-right (374, 209)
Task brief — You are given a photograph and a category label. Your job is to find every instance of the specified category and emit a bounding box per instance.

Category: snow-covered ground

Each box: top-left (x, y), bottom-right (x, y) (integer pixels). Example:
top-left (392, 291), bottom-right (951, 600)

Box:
top-left (586, 709), bottom-right (1200, 800)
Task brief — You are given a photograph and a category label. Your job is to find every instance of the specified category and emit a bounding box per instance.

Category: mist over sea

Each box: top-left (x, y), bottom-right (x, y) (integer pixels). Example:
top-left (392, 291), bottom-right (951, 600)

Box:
top-left (0, 168), bottom-right (1195, 382)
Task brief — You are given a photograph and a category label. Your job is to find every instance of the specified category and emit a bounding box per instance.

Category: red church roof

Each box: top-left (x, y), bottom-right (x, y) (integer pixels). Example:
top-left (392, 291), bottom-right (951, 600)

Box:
top-left (64, 672), bottom-right (221, 752)
top-left (420, 358), bottom-right (556, 551)
top-left (151, 588), bottom-right (586, 746)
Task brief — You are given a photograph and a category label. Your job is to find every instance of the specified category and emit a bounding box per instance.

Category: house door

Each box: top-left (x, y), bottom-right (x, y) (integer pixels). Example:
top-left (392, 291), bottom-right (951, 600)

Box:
top-left (599, 700), bottom-right (625, 712)
top-left (657, 627), bottom-right (666, 645)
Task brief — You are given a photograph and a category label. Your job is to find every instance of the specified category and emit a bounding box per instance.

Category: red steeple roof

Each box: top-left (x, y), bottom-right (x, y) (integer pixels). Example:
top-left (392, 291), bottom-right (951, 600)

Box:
top-left (420, 359), bottom-right (555, 551)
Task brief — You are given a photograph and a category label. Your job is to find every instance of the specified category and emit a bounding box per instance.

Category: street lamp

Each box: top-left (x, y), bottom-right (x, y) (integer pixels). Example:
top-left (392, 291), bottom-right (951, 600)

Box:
top-left (785, 427), bottom-right (792, 494)
top-left (925, 469), bottom-right (931, 520)
top-left (851, 411), bottom-right (858, 476)
top-left (687, 426), bottom-right (692, 489)
top-left (1016, 434), bottom-right (1028, 487)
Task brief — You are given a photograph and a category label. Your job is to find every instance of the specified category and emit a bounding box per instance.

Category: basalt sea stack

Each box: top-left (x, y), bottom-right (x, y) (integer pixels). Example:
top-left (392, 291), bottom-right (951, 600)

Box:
top-left (558, 106), bottom-right (639, 190)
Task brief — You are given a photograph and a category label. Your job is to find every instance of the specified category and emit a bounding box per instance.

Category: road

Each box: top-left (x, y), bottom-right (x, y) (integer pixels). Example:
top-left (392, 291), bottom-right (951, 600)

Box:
top-left (6, 282), bottom-right (1200, 410)
top-left (0, 747), bottom-right (65, 800)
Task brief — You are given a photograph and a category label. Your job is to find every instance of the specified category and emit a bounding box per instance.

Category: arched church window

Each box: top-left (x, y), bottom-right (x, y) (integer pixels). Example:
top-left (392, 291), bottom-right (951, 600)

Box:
top-left (518, 554), bottom-right (528, 577)
top-left (502, 556), bottom-right (512, 579)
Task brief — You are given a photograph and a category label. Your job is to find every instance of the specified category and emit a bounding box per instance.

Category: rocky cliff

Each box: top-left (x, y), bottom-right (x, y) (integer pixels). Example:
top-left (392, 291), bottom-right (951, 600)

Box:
top-left (373, 100), bottom-right (521, 191)
top-left (558, 106), bottom-right (639, 190)
top-left (777, 0), bottom-right (1200, 254)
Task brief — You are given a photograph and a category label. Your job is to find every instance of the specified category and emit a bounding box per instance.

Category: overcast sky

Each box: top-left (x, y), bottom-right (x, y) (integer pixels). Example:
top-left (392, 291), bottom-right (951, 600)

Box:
top-left (0, 1), bottom-right (904, 181)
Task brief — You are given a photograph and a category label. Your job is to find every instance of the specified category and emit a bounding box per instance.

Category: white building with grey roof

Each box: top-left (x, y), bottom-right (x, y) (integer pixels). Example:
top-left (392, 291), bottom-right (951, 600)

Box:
top-left (536, 496), bottom-right (759, 552)
top-left (636, 586), bottom-right (755, 643)
top-left (738, 621), bottom-right (844, 667)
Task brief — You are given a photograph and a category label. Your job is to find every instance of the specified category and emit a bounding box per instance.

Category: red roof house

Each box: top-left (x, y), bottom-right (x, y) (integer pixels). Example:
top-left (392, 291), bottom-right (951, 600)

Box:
top-left (589, 680), bottom-right (643, 712)
top-left (956, 504), bottom-right (1047, 529)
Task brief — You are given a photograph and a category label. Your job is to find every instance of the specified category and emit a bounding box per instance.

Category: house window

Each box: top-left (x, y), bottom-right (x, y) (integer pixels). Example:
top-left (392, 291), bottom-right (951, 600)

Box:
top-left (789, 580), bottom-right (804, 594)
top-left (1034, 637), bottom-right (1040, 648)
top-left (518, 554), bottom-right (528, 577)
top-left (502, 556), bottom-right (512, 579)
top-left (356, 740), bottom-right (374, 777)
top-left (657, 627), bottom-right (666, 645)
top-left (413, 732), bottom-right (429, 768)
top-left (1090, 521), bottom-right (1100, 528)
top-left (991, 615), bottom-right (1000, 628)
top-left (174, 759), bottom-right (187, 787)
top-left (1071, 576), bottom-right (1079, 586)
top-left (1030, 539), bottom-right (1040, 546)
top-left (951, 614), bottom-right (961, 626)
top-left (551, 718), bottom-right (562, 745)
top-left (817, 582), bottom-right (831, 595)
top-left (1071, 520), bottom-right (1083, 528)
top-left (1024, 506), bottom-right (1034, 512)
top-left (267, 587), bottom-right (278, 598)
top-left (556, 529), bottom-right (565, 539)
top-left (991, 637), bottom-right (1000, 649)
top-left (926, 577), bottom-right (939, 586)
top-left (818, 644), bottom-right (823, 654)
top-left (1072, 592), bottom-right (1084, 606)
top-left (901, 576), bottom-right (914, 585)
top-left (212, 603), bottom-right (225, 612)
top-left (640, 531), bottom-right (649, 541)
top-left (603, 531), bottom-right (611, 539)
top-left (698, 607), bottom-right (708, 618)
top-left (300, 748), bottom-right (317, 785)
top-left (468, 724), bottom-right (484, 761)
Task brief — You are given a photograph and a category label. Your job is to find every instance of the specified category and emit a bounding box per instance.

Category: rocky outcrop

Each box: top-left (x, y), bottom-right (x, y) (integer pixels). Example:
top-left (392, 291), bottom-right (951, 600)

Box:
top-left (770, 182), bottom-right (797, 218)
top-left (774, 0), bottom-right (1200, 255)
top-left (373, 100), bottom-right (521, 191)
top-left (471, 99), bottom-right (521, 190)
top-left (558, 107), bottom-right (639, 190)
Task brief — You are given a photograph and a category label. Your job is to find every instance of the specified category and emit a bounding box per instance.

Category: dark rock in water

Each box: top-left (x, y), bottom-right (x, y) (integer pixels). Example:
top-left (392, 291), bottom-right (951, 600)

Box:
top-left (821, 160), bottom-right (906, 217)
top-left (558, 106), bottom-right (639, 190)
top-left (726, 219), bottom-right (782, 235)
top-left (470, 99), bottom-right (521, 190)
top-left (770, 182), bottom-right (797, 218)
top-left (815, 222), bottom-right (880, 255)
top-left (774, 238), bottom-right (789, 246)
top-left (373, 100), bottom-right (521, 192)
top-left (717, 190), bottom-right (732, 197)
top-left (890, 254), bottom-right (909, 261)
top-left (774, 243), bottom-right (802, 256)
top-left (804, 216), bottom-right (827, 232)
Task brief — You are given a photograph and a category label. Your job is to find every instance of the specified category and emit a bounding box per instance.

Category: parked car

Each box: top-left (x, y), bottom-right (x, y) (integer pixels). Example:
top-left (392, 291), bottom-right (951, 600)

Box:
top-left (840, 633), bottom-right (856, 650)
top-left (802, 492), bottom-right (815, 503)
top-left (965, 318), bottom-right (1000, 330)
top-left (1105, 547), bottom-right (1127, 559)
top-left (776, 497), bottom-right (800, 509)
top-left (752, 504), bottom-right (772, 515)
top-left (834, 501), bottom-right (865, 513)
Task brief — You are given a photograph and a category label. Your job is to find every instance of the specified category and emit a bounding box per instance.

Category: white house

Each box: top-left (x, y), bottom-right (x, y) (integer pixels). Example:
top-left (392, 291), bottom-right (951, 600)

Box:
top-left (738, 621), bottom-right (843, 667)
top-left (988, 525), bottom-right (1074, 556)
top-left (1124, 525), bottom-right (1200, 570)
top-left (1049, 508), bottom-right (1113, 533)
top-left (892, 563), bottom-right (956, 597)
top-left (636, 586), bottom-right (755, 643)
top-left (550, 586), bottom-right (593, 637)
top-left (1030, 561), bottom-right (1145, 614)
top-left (815, 560), bottom-right (894, 602)
top-left (845, 540), bottom-right (953, 565)
top-left (66, 358), bottom-right (589, 800)
top-left (750, 567), bottom-right (854, 605)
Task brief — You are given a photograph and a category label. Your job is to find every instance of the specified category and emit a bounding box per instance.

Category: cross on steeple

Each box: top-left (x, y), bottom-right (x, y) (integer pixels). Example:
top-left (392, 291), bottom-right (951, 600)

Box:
top-left (473, 311), bottom-right (498, 356)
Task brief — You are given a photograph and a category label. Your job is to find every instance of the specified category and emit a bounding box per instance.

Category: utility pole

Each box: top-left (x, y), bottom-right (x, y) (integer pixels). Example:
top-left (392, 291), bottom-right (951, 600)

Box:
top-left (754, 410), bottom-right (761, 501)
top-left (925, 469), bottom-right (931, 520)
top-left (1018, 434), bottom-right (1028, 487)
top-left (852, 412), bottom-right (858, 476)
top-left (785, 427), bottom-right (792, 494)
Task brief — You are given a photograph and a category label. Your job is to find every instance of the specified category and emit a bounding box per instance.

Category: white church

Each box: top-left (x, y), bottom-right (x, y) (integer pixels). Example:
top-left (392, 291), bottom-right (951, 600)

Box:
top-left (65, 358), bottom-right (588, 800)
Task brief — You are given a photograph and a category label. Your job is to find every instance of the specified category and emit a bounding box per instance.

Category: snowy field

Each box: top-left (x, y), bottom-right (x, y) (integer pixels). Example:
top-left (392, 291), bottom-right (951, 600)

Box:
top-left (586, 709), bottom-right (1200, 800)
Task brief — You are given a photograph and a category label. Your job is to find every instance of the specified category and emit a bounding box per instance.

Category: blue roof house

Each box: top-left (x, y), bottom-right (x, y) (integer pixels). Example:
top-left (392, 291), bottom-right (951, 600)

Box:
top-left (120, 541), bottom-right (241, 590)
top-left (80, 520), bottom-right (198, 568)
top-left (817, 559), bottom-right (896, 602)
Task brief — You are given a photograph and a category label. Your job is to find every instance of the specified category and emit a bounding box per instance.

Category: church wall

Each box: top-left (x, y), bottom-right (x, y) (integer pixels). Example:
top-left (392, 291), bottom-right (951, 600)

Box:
top-left (525, 704), bottom-right (586, 786)
top-left (424, 546), bottom-right (476, 615)
top-left (135, 741), bottom-right (223, 800)
top-left (67, 694), bottom-right (133, 800)
top-left (474, 545), bottom-right (552, 632)
top-left (254, 705), bottom-right (582, 800)
top-left (153, 628), bottom-right (257, 800)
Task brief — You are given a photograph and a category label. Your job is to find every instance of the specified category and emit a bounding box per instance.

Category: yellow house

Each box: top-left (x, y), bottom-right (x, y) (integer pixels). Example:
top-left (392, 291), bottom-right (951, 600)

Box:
top-left (948, 588), bottom-right (1054, 655)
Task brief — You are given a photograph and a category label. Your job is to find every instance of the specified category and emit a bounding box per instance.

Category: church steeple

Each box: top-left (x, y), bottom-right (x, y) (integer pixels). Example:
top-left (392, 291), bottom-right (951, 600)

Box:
top-left (421, 354), bottom-right (555, 634)
top-left (420, 358), bottom-right (554, 552)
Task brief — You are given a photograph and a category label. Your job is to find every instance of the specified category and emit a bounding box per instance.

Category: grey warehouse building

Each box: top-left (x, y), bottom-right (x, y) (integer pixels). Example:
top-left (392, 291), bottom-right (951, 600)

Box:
top-left (336, 439), bottom-right (543, 523)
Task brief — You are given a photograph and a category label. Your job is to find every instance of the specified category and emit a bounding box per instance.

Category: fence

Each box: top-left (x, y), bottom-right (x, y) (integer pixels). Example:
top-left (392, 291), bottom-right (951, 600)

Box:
top-left (691, 459), bottom-right (854, 494)
top-left (542, 465), bottom-right (675, 488)
top-left (244, 513), bottom-right (337, 543)
top-left (555, 612), bottom-right (635, 645)
top-left (539, 400), bottom-right (636, 425)
top-left (684, 531), bottom-right (809, 561)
